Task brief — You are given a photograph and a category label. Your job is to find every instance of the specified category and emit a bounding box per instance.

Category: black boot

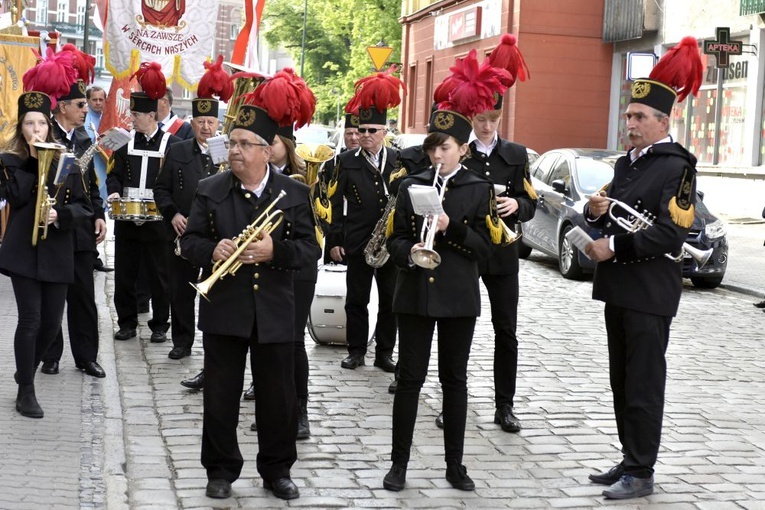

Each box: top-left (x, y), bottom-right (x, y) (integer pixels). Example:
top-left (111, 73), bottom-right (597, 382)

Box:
top-left (297, 397), bottom-right (311, 439)
top-left (16, 384), bottom-right (44, 419)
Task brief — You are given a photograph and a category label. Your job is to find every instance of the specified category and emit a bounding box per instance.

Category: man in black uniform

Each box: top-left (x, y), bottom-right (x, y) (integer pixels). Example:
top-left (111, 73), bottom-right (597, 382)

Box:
top-left (328, 82), bottom-right (404, 373)
top-left (154, 93), bottom-right (220, 360)
top-left (157, 87), bottom-right (194, 140)
top-left (584, 37), bottom-right (702, 500)
top-left (180, 97), bottom-right (320, 500)
top-left (107, 85), bottom-right (180, 342)
top-left (40, 80), bottom-right (108, 378)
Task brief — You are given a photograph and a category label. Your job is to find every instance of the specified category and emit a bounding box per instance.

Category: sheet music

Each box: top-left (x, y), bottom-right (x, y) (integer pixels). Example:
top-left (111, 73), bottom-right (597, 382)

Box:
top-left (206, 134), bottom-right (229, 164)
top-left (99, 127), bottom-right (131, 151)
top-left (408, 184), bottom-right (444, 216)
top-left (54, 153), bottom-right (77, 185)
top-left (565, 226), bottom-right (594, 259)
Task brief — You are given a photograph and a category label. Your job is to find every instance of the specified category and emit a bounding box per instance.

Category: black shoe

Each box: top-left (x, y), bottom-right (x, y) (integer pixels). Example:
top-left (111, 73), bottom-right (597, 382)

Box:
top-left (297, 398), bottom-right (310, 439)
top-left (388, 379), bottom-right (397, 394)
top-left (41, 360), bottom-right (59, 375)
top-left (383, 463), bottom-right (407, 491)
top-left (445, 463), bottom-right (475, 491)
top-left (341, 354), bottom-right (365, 369)
top-left (168, 346), bottom-right (191, 359)
top-left (589, 464), bottom-right (625, 485)
top-left (150, 331), bottom-right (167, 343)
top-left (75, 361), bottom-right (106, 378)
top-left (263, 477), bottom-right (300, 500)
top-left (754, 300), bottom-right (765, 308)
top-left (114, 328), bottom-right (136, 341)
top-left (243, 381), bottom-right (255, 400)
top-left (435, 412), bottom-right (444, 429)
top-left (93, 259), bottom-right (114, 272)
top-left (16, 384), bottom-right (44, 419)
top-left (137, 303), bottom-right (150, 314)
top-left (373, 355), bottom-right (396, 373)
top-left (250, 421), bottom-right (257, 431)
top-left (205, 479), bottom-right (231, 499)
top-left (494, 404), bottom-right (521, 433)
top-left (180, 371), bottom-right (204, 390)
top-left (603, 474), bottom-right (654, 499)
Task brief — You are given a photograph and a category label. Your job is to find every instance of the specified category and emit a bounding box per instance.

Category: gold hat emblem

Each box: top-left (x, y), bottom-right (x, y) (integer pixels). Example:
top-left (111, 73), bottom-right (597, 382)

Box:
top-left (631, 81), bottom-right (651, 99)
top-left (236, 106), bottom-right (256, 127)
top-left (78, 81), bottom-right (86, 95)
top-left (433, 112), bottom-right (455, 131)
top-left (23, 92), bottom-right (44, 109)
top-left (349, 114), bottom-right (359, 127)
top-left (197, 100), bottom-right (212, 114)
top-left (359, 108), bottom-right (372, 122)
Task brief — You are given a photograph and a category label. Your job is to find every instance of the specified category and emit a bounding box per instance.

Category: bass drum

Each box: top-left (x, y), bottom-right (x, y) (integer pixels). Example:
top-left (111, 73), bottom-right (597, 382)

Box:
top-left (308, 263), bottom-right (378, 346)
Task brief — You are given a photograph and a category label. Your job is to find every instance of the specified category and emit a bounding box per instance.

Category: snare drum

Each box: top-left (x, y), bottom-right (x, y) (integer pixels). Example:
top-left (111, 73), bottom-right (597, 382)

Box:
top-left (108, 198), bottom-right (162, 222)
top-left (308, 264), bottom-right (378, 346)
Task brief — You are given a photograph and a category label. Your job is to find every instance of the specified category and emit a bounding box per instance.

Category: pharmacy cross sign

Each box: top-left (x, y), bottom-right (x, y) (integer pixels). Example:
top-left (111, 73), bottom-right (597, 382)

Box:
top-left (703, 27), bottom-right (743, 68)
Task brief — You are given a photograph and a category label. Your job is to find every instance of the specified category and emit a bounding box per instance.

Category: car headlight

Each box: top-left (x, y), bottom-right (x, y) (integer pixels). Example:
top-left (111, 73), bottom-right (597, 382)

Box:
top-left (705, 220), bottom-right (726, 241)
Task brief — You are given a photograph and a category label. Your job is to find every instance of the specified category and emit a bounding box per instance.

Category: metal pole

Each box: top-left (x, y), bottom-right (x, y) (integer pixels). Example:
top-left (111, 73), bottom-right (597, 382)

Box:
top-left (713, 69), bottom-right (724, 165)
top-left (82, 0), bottom-right (91, 53)
top-left (300, 0), bottom-right (307, 77)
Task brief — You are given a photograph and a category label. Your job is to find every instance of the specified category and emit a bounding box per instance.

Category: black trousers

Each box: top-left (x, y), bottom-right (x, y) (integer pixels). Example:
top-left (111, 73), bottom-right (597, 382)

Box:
top-left (45, 250), bottom-right (99, 364)
top-left (202, 329), bottom-right (297, 483)
top-left (344, 253), bottom-right (397, 358)
top-left (114, 228), bottom-right (169, 333)
top-left (10, 275), bottom-right (68, 385)
top-left (605, 304), bottom-right (671, 478)
top-left (167, 243), bottom-right (200, 349)
top-left (391, 313), bottom-right (475, 466)
top-left (481, 273), bottom-right (519, 408)
top-left (293, 280), bottom-right (314, 399)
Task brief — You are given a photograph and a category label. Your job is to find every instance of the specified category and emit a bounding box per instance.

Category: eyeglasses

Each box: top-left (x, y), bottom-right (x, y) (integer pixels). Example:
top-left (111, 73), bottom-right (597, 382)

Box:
top-left (66, 101), bottom-right (87, 109)
top-left (226, 140), bottom-right (269, 150)
top-left (357, 127), bottom-right (380, 134)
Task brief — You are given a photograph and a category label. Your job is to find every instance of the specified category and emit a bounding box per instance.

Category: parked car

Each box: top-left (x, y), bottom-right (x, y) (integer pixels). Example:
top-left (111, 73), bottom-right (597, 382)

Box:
top-left (518, 148), bottom-right (728, 288)
top-left (295, 125), bottom-right (335, 148)
top-left (391, 133), bottom-right (426, 150)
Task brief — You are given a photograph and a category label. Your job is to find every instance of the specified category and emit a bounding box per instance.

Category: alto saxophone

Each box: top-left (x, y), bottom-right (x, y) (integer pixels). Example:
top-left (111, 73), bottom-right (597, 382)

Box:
top-left (364, 194), bottom-right (396, 268)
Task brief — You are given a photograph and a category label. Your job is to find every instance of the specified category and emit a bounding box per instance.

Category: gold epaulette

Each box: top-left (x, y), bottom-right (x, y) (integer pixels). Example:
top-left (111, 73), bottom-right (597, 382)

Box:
top-left (314, 196), bottom-right (332, 224)
top-left (486, 189), bottom-right (503, 244)
top-left (523, 178), bottom-right (538, 201)
top-left (389, 167), bottom-right (407, 183)
top-left (669, 168), bottom-right (695, 228)
top-left (385, 207), bottom-right (395, 238)
top-left (328, 178), bottom-right (337, 198)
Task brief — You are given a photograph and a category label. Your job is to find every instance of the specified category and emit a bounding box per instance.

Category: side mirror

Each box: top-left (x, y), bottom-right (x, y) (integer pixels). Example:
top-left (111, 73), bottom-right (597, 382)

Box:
top-left (551, 179), bottom-right (567, 193)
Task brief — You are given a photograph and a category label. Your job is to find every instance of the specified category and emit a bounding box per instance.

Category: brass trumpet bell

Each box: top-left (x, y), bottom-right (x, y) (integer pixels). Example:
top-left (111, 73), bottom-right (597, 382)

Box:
top-left (31, 142), bottom-right (65, 246)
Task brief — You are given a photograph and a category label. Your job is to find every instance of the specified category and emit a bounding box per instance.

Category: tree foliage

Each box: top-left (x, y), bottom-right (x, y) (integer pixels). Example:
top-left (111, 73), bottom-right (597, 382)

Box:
top-left (262, 0), bottom-right (402, 125)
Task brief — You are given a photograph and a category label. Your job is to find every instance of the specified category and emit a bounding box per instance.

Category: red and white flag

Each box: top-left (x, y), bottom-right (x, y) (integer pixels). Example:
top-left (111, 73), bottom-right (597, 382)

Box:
top-left (231, 0), bottom-right (266, 70)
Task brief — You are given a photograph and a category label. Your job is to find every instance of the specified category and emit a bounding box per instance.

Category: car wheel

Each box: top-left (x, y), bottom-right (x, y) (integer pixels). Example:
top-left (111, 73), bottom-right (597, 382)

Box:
top-left (690, 276), bottom-right (723, 289)
top-left (559, 225), bottom-right (585, 280)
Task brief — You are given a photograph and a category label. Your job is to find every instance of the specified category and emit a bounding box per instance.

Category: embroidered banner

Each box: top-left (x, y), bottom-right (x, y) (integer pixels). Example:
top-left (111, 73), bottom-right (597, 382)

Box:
top-left (0, 34), bottom-right (41, 143)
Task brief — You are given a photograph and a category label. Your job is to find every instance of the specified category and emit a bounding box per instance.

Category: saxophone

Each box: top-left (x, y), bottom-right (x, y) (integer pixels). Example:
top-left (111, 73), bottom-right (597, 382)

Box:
top-left (363, 194), bottom-right (396, 268)
top-left (76, 142), bottom-right (101, 173)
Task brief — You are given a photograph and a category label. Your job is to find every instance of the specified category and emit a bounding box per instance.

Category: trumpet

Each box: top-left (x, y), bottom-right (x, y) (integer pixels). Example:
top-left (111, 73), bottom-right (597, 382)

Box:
top-left (411, 164), bottom-right (445, 269)
top-left (602, 196), bottom-right (712, 267)
top-left (191, 190), bottom-right (287, 301)
top-left (493, 184), bottom-right (522, 246)
top-left (32, 142), bottom-right (65, 247)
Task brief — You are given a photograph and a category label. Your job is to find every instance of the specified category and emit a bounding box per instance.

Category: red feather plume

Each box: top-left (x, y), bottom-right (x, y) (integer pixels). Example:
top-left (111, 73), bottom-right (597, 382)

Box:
top-left (22, 47), bottom-right (78, 108)
top-left (349, 65), bottom-right (406, 113)
top-left (59, 43), bottom-right (96, 84)
top-left (198, 55), bottom-right (234, 102)
top-left (131, 62), bottom-right (167, 100)
top-left (437, 50), bottom-right (511, 118)
top-left (279, 68), bottom-right (316, 129)
top-left (487, 33), bottom-right (530, 87)
top-left (242, 70), bottom-right (303, 127)
top-left (649, 36), bottom-right (703, 103)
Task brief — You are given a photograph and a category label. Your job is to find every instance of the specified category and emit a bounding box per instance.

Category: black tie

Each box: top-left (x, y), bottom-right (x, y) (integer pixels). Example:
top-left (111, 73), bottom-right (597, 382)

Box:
top-left (158, 121), bottom-right (164, 129)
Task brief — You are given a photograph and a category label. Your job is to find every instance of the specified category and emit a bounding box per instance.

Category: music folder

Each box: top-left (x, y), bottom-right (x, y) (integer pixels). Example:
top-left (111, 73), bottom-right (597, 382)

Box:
top-left (407, 184), bottom-right (443, 217)
top-left (565, 226), bottom-right (594, 259)
top-left (54, 153), bottom-right (77, 185)
top-left (206, 134), bottom-right (229, 165)
top-left (98, 127), bottom-right (131, 151)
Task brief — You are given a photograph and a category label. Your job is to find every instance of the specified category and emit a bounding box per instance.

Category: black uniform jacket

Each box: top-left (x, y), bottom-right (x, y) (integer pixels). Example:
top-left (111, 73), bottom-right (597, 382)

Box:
top-left (53, 123), bottom-right (105, 252)
top-left (275, 162), bottom-right (318, 284)
top-left (106, 130), bottom-right (181, 241)
top-left (585, 142), bottom-right (697, 317)
top-left (180, 169), bottom-right (321, 341)
top-left (387, 166), bottom-right (494, 318)
top-left (0, 153), bottom-right (93, 283)
top-left (463, 138), bottom-right (537, 275)
top-left (328, 146), bottom-right (400, 255)
top-left (395, 145), bottom-right (430, 178)
top-left (153, 137), bottom-right (216, 237)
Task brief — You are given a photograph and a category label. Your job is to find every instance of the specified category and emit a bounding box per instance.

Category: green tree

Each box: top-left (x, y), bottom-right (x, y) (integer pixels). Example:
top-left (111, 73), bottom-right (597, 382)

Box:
top-left (262, 0), bottom-right (402, 125)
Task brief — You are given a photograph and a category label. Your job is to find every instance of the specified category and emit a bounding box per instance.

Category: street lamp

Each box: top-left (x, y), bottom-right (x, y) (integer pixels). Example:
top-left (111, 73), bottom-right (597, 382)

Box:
top-left (299, 0), bottom-right (307, 77)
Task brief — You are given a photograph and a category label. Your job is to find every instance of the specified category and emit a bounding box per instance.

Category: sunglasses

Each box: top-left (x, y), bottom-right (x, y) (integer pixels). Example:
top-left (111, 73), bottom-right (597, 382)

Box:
top-left (357, 127), bottom-right (380, 134)
top-left (68, 101), bottom-right (87, 109)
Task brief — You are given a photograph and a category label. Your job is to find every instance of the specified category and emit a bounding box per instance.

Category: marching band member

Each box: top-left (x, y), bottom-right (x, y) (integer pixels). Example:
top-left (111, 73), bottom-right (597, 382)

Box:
top-left (107, 62), bottom-right (181, 343)
top-left (0, 52), bottom-right (93, 418)
top-left (42, 64), bottom-right (108, 379)
top-left (584, 38), bottom-right (701, 500)
top-left (382, 52), bottom-right (507, 492)
top-left (157, 86), bottom-right (194, 140)
top-left (154, 56), bottom-right (232, 361)
top-left (180, 73), bottom-right (320, 501)
top-left (327, 68), bottom-right (405, 375)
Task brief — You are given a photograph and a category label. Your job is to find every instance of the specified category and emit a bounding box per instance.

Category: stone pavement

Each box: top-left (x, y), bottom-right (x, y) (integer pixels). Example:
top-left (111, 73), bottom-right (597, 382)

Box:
top-left (1, 221), bottom-right (765, 509)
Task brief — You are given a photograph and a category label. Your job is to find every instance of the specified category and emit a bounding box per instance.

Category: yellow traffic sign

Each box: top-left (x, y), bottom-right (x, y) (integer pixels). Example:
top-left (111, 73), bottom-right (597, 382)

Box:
top-left (367, 45), bottom-right (393, 71)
